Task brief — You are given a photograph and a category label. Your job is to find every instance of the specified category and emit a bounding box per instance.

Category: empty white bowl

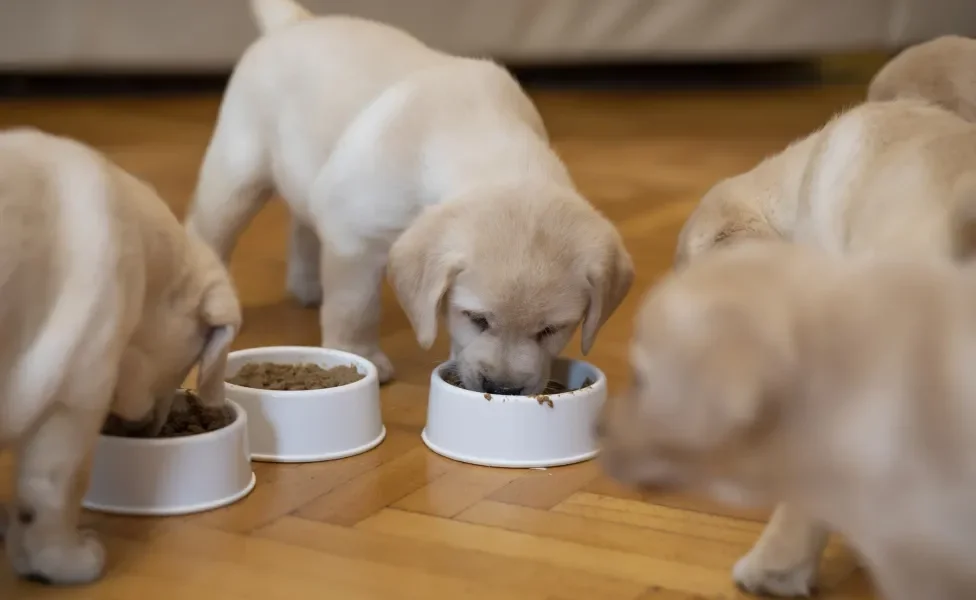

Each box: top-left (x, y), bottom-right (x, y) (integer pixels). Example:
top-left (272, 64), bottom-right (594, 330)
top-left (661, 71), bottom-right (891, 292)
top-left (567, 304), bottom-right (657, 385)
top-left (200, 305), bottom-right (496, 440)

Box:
top-left (83, 398), bottom-right (255, 516)
top-left (422, 358), bottom-right (607, 468)
top-left (224, 346), bottom-right (385, 463)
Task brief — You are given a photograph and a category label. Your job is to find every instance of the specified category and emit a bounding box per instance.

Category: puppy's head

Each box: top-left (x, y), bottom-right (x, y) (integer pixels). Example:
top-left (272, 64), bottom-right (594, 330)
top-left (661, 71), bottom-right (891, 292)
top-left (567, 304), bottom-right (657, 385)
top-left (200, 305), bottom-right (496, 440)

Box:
top-left (388, 187), bottom-right (633, 395)
top-left (868, 35), bottom-right (976, 122)
top-left (112, 234), bottom-right (241, 430)
top-left (598, 243), bottom-right (798, 507)
top-left (675, 179), bottom-right (779, 270)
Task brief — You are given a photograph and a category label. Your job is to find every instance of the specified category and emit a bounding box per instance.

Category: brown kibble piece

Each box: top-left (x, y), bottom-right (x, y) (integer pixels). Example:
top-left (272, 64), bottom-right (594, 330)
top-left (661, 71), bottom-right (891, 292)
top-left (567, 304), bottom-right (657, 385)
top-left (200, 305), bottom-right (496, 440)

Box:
top-left (227, 362), bottom-right (364, 391)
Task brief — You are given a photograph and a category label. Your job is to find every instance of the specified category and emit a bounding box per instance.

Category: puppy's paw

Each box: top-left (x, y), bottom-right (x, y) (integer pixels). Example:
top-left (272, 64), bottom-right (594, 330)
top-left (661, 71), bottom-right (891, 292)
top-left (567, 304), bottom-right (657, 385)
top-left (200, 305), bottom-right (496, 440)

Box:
top-left (286, 269), bottom-right (323, 307)
top-left (733, 549), bottom-right (818, 597)
top-left (9, 529), bottom-right (106, 586)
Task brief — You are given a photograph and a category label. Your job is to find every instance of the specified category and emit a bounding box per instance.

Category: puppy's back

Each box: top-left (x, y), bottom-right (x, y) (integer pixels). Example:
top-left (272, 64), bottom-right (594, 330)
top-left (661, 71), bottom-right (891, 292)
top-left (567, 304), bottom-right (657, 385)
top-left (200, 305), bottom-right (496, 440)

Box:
top-left (0, 130), bottom-right (118, 438)
top-left (796, 99), bottom-right (976, 258)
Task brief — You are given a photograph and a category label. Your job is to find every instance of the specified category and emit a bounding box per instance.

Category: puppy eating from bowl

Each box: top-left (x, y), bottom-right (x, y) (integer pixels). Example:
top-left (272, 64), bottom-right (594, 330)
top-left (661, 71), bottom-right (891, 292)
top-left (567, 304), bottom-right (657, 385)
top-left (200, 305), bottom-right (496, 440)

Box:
top-left (598, 240), bottom-right (976, 600)
top-left (0, 128), bottom-right (240, 585)
top-left (185, 0), bottom-right (634, 394)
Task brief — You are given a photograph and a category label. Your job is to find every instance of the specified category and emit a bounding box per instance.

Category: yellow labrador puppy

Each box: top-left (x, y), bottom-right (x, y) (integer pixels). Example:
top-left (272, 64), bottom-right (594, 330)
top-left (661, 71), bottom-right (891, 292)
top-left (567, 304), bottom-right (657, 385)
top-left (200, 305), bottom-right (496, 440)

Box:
top-left (678, 98), bottom-right (976, 268)
top-left (599, 240), bottom-right (976, 600)
top-left (675, 98), bottom-right (976, 596)
top-left (0, 128), bottom-right (240, 585)
top-left (185, 0), bottom-right (633, 394)
top-left (868, 35), bottom-right (976, 122)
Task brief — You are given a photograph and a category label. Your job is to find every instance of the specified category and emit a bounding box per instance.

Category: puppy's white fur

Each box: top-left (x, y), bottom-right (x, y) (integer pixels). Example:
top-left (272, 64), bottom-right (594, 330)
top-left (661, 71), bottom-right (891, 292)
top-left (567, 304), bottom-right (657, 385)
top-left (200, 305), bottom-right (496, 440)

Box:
top-left (599, 240), bottom-right (976, 600)
top-left (185, 0), bottom-right (633, 394)
top-left (674, 98), bottom-right (976, 596)
top-left (868, 35), bottom-right (976, 122)
top-left (0, 128), bottom-right (240, 585)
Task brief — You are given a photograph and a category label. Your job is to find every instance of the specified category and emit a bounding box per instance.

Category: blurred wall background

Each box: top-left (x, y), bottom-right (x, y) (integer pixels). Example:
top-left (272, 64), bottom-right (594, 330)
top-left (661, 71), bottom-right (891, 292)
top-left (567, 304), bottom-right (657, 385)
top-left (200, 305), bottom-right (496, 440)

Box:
top-left (2, 0), bottom-right (976, 73)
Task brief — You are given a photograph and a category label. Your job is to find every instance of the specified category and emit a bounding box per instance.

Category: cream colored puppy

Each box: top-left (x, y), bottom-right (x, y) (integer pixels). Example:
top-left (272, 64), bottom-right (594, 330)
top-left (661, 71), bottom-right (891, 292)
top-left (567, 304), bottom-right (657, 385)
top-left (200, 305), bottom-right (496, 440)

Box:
top-left (599, 240), bottom-right (976, 600)
top-left (0, 128), bottom-right (240, 585)
top-left (678, 98), bottom-right (976, 268)
top-left (675, 98), bottom-right (976, 596)
top-left (185, 0), bottom-right (633, 394)
top-left (869, 35), bottom-right (976, 122)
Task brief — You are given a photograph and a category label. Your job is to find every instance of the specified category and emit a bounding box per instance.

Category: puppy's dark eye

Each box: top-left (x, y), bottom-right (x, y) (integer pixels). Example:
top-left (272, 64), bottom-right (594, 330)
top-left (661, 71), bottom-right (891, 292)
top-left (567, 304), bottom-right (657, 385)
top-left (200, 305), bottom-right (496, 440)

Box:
top-left (535, 325), bottom-right (560, 342)
top-left (464, 311), bottom-right (490, 332)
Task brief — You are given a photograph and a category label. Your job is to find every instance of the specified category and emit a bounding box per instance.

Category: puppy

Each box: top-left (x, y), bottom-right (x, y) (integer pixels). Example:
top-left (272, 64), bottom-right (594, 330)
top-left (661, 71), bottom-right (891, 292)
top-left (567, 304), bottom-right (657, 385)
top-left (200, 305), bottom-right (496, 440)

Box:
top-left (868, 35), bottom-right (976, 122)
top-left (0, 128), bottom-right (240, 584)
top-left (678, 98), bottom-right (976, 268)
top-left (673, 132), bottom-right (818, 268)
top-left (673, 98), bottom-right (976, 596)
top-left (599, 240), bottom-right (976, 600)
top-left (185, 0), bottom-right (633, 394)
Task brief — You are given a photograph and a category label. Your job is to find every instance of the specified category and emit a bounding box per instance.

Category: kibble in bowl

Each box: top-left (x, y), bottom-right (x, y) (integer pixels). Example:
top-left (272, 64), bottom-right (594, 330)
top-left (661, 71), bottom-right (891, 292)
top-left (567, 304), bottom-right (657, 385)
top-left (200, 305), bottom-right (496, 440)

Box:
top-left (223, 346), bottom-right (384, 463)
top-left (226, 362), bottom-right (364, 391)
top-left (101, 389), bottom-right (234, 438)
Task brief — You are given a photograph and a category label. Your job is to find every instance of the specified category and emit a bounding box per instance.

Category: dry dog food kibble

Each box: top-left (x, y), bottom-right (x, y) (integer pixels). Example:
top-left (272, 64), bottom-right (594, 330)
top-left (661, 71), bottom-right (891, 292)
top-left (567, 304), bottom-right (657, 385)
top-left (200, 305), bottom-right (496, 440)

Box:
top-left (227, 362), bottom-right (364, 391)
top-left (101, 390), bottom-right (234, 438)
top-left (159, 394), bottom-right (234, 437)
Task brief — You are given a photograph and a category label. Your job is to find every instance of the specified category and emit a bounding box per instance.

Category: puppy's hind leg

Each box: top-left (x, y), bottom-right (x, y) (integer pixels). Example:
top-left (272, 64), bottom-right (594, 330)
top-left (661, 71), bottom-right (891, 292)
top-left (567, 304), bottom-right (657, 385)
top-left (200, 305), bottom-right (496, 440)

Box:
top-left (317, 240), bottom-right (394, 383)
top-left (6, 379), bottom-right (112, 585)
top-left (286, 219), bottom-right (323, 307)
top-left (185, 114), bottom-right (273, 264)
top-left (733, 503), bottom-right (829, 597)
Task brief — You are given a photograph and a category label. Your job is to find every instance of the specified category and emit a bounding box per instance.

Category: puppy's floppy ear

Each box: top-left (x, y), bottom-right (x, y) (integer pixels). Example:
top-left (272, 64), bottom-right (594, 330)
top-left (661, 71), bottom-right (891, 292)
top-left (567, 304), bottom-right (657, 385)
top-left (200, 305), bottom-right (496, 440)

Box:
top-left (581, 226), bottom-right (634, 355)
top-left (196, 279), bottom-right (241, 407)
top-left (388, 204), bottom-right (463, 349)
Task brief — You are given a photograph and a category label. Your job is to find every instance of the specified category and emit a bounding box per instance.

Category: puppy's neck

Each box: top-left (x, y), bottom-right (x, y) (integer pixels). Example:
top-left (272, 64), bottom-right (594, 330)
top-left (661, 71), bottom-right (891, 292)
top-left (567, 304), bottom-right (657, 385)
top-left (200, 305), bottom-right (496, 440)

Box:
top-left (435, 130), bottom-right (577, 205)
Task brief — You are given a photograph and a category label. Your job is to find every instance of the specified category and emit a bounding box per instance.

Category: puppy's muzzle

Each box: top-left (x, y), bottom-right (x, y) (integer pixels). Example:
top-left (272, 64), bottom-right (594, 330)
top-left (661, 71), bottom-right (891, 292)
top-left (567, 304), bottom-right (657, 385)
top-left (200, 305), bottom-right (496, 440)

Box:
top-left (480, 376), bottom-right (524, 396)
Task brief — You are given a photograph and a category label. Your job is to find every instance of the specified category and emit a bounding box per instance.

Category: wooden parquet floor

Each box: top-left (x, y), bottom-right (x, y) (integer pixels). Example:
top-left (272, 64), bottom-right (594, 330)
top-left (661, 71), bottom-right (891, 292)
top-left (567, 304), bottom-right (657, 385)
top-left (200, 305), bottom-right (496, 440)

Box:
top-left (0, 80), bottom-right (877, 599)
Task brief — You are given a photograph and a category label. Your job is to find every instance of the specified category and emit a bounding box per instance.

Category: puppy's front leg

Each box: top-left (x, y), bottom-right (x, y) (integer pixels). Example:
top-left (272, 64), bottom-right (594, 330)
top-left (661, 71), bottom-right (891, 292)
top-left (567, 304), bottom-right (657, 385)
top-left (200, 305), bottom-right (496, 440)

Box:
top-left (7, 401), bottom-right (107, 585)
top-left (286, 219), bottom-right (323, 307)
top-left (733, 503), bottom-right (829, 597)
top-left (318, 246), bottom-right (394, 383)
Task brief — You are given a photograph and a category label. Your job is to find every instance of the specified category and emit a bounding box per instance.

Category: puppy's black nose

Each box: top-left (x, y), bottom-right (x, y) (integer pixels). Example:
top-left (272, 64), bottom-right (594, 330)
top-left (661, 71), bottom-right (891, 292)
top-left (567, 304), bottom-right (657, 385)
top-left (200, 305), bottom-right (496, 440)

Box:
top-left (480, 377), bottom-right (524, 396)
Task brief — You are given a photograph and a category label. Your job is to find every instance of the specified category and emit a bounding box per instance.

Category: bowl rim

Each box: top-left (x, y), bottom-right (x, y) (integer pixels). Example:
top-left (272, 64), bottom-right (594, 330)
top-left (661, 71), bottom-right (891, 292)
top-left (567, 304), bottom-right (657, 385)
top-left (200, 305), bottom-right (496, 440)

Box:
top-left (431, 358), bottom-right (606, 402)
top-left (223, 345), bottom-right (379, 398)
top-left (97, 399), bottom-right (247, 447)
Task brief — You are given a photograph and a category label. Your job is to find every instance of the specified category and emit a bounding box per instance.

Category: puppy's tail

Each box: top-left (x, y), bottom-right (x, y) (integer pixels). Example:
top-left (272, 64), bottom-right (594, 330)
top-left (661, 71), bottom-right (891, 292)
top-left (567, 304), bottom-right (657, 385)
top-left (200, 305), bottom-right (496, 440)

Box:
top-left (250, 0), bottom-right (312, 34)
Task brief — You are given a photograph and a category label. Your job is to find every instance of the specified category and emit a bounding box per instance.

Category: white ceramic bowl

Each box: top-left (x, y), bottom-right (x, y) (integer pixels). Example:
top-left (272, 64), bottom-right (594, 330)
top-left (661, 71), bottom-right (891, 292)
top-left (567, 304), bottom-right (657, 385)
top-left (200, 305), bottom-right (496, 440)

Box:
top-left (83, 398), bottom-right (255, 516)
top-left (224, 346), bottom-right (385, 463)
top-left (422, 358), bottom-right (607, 468)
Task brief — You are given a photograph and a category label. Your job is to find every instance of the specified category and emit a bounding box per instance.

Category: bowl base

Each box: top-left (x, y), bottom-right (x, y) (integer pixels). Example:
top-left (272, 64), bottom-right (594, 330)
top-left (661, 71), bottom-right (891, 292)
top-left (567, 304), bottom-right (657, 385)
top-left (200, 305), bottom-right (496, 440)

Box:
top-left (421, 429), bottom-right (598, 469)
top-left (82, 472), bottom-right (256, 517)
top-left (250, 426), bottom-right (386, 463)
